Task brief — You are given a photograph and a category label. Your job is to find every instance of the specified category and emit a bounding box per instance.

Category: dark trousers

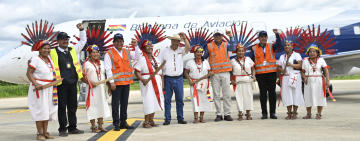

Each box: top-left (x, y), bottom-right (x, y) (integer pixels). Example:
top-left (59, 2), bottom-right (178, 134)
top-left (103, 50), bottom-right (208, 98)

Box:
top-left (57, 83), bottom-right (78, 132)
top-left (111, 85), bottom-right (130, 126)
top-left (256, 72), bottom-right (277, 114)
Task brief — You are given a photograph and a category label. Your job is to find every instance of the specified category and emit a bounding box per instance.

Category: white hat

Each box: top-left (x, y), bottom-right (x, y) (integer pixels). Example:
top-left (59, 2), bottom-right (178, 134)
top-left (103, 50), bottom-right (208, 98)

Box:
top-left (166, 34), bottom-right (183, 41)
top-left (213, 29), bottom-right (224, 35)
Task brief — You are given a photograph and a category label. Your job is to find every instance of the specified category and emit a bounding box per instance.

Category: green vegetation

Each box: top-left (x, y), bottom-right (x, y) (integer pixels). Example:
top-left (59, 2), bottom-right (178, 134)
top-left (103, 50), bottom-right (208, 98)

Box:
top-left (0, 81), bottom-right (29, 98)
top-left (330, 75), bottom-right (360, 80)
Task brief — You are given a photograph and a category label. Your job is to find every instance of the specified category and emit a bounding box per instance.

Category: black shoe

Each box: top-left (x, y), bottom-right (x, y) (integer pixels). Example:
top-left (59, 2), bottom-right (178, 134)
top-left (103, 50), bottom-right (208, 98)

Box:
top-left (261, 114), bottom-right (268, 119)
top-left (163, 121), bottom-right (170, 125)
top-left (178, 120), bottom-right (187, 124)
top-left (59, 131), bottom-right (68, 137)
top-left (120, 123), bottom-right (135, 129)
top-left (114, 126), bottom-right (120, 131)
top-left (270, 113), bottom-right (278, 119)
top-left (69, 129), bottom-right (84, 134)
top-left (224, 115), bottom-right (233, 121)
top-left (214, 115), bottom-right (223, 122)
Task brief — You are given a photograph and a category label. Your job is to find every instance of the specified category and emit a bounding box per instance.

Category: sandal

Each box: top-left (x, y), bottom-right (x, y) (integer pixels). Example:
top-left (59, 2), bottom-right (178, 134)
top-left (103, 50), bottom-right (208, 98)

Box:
top-left (193, 116), bottom-right (199, 124)
top-left (44, 132), bottom-right (54, 139)
top-left (37, 133), bottom-right (46, 141)
top-left (97, 122), bottom-right (108, 132)
top-left (149, 120), bottom-right (159, 127)
top-left (142, 121), bottom-right (152, 128)
top-left (245, 114), bottom-right (252, 120)
top-left (285, 112), bottom-right (292, 120)
top-left (303, 113), bottom-right (312, 119)
top-left (199, 116), bottom-right (206, 123)
top-left (237, 113), bottom-right (243, 121)
top-left (316, 113), bottom-right (322, 119)
top-left (90, 125), bottom-right (101, 133)
top-left (291, 112), bottom-right (298, 119)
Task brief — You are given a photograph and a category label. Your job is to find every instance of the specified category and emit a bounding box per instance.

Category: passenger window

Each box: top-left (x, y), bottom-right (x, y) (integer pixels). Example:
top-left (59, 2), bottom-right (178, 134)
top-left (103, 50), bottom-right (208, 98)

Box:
top-left (333, 27), bottom-right (340, 36)
top-left (354, 26), bottom-right (360, 35)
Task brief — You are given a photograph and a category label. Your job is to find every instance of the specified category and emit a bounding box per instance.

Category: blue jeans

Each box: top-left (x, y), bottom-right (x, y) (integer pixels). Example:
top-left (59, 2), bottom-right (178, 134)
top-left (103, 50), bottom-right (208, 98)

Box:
top-left (164, 75), bottom-right (184, 121)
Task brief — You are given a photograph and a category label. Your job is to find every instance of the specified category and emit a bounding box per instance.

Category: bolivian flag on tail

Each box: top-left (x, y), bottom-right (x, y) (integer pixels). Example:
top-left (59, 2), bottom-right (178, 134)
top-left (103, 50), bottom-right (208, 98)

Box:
top-left (108, 24), bottom-right (126, 31)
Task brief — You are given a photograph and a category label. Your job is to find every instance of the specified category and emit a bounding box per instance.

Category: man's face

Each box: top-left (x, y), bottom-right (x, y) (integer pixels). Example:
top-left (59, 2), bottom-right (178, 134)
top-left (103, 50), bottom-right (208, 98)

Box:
top-left (113, 38), bottom-right (124, 49)
top-left (258, 34), bottom-right (268, 44)
top-left (213, 33), bottom-right (222, 43)
top-left (58, 37), bottom-right (69, 47)
top-left (171, 39), bottom-right (180, 47)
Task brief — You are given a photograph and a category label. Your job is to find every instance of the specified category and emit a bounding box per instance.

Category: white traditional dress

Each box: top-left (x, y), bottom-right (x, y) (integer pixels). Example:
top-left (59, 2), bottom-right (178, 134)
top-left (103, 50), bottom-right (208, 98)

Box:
top-left (278, 52), bottom-right (305, 107)
top-left (27, 56), bottom-right (58, 121)
top-left (230, 57), bottom-right (254, 111)
top-left (134, 56), bottom-right (164, 115)
top-left (302, 57), bottom-right (328, 107)
top-left (185, 59), bottom-right (213, 112)
top-left (83, 60), bottom-right (111, 121)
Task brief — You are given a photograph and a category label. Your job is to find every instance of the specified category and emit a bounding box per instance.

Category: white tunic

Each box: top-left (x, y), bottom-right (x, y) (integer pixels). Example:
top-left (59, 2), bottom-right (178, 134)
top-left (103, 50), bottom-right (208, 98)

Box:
top-left (27, 56), bottom-right (58, 121)
top-left (278, 52), bottom-right (305, 107)
top-left (83, 61), bottom-right (111, 121)
top-left (185, 59), bottom-right (213, 112)
top-left (230, 57), bottom-right (254, 111)
top-left (302, 58), bottom-right (328, 107)
top-left (134, 56), bottom-right (164, 115)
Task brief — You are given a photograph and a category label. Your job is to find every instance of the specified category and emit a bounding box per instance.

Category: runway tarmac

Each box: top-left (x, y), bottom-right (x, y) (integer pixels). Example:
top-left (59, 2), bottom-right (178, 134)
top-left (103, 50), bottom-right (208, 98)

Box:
top-left (0, 80), bottom-right (359, 141)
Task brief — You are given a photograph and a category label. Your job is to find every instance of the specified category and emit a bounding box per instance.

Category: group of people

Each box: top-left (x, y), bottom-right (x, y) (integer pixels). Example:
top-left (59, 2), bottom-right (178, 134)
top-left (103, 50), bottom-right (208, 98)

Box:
top-left (24, 21), bottom-right (331, 140)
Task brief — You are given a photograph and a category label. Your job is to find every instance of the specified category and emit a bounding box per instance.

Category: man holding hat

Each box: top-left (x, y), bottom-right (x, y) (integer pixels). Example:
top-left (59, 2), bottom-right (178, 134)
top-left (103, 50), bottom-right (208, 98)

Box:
top-left (159, 32), bottom-right (190, 125)
top-left (248, 29), bottom-right (283, 119)
top-left (49, 23), bottom-right (87, 136)
top-left (203, 29), bottom-right (235, 121)
top-left (104, 33), bottom-right (140, 131)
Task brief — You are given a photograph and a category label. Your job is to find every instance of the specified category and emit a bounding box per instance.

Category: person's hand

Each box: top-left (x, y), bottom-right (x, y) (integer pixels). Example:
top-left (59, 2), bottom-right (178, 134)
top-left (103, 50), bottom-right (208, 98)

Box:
top-left (131, 39), bottom-right (138, 47)
top-left (189, 80), bottom-right (195, 85)
top-left (90, 82), bottom-right (97, 88)
top-left (225, 30), bottom-right (233, 38)
top-left (209, 71), bottom-right (215, 76)
top-left (76, 23), bottom-right (84, 31)
top-left (286, 62), bottom-right (292, 67)
top-left (178, 32), bottom-right (186, 39)
top-left (304, 77), bottom-right (308, 85)
top-left (141, 79), bottom-right (149, 85)
top-left (273, 29), bottom-right (279, 34)
top-left (326, 81), bottom-right (330, 89)
top-left (252, 76), bottom-right (257, 82)
top-left (108, 88), bottom-right (112, 96)
top-left (231, 79), bottom-right (236, 85)
top-left (282, 69), bottom-right (286, 74)
top-left (28, 58), bottom-right (32, 65)
top-left (35, 84), bottom-right (43, 90)
top-left (110, 83), bottom-right (116, 91)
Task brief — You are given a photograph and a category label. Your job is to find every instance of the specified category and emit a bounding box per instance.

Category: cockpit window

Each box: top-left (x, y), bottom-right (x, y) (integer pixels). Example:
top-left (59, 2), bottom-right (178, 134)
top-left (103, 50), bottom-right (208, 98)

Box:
top-left (333, 27), bottom-right (340, 36)
top-left (354, 26), bottom-right (360, 35)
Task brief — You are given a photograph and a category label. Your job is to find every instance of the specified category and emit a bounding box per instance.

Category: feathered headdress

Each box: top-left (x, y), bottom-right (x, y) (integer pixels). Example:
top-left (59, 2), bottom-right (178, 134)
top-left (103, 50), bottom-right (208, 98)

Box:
top-left (226, 22), bottom-right (258, 53)
top-left (72, 25), bottom-right (114, 51)
top-left (294, 24), bottom-right (337, 55)
top-left (278, 26), bottom-right (302, 52)
top-left (21, 19), bottom-right (58, 51)
top-left (133, 22), bottom-right (166, 50)
top-left (185, 27), bottom-right (213, 53)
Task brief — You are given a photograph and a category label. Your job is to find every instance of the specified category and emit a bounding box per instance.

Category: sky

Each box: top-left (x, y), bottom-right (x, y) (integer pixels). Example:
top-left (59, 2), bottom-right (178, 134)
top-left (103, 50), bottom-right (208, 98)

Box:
top-left (0, 0), bottom-right (359, 56)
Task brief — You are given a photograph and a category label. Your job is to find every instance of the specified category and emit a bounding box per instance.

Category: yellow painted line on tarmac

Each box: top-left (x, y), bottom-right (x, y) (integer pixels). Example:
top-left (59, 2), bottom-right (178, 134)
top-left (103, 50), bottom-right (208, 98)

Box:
top-left (186, 96), bottom-right (191, 100)
top-left (5, 109), bottom-right (29, 113)
top-left (96, 118), bottom-right (162, 141)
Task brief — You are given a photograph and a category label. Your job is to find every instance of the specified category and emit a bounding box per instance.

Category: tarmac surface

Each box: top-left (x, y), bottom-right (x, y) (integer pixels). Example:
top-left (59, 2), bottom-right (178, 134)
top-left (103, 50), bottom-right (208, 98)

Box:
top-left (0, 80), bottom-right (359, 141)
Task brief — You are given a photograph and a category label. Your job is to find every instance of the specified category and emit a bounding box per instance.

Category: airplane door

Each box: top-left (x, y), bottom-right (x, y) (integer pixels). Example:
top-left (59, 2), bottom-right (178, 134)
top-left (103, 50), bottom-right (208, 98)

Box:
top-left (251, 22), bottom-right (267, 44)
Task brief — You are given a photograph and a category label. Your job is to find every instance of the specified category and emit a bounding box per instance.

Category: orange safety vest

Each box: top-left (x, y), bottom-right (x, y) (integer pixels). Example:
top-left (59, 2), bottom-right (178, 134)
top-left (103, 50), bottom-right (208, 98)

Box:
top-left (106, 48), bottom-right (134, 85)
top-left (207, 41), bottom-right (232, 73)
top-left (252, 43), bottom-right (277, 74)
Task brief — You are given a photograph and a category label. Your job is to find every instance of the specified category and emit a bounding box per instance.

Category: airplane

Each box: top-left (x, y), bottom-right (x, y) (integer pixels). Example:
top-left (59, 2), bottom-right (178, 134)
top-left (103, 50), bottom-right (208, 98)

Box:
top-left (0, 9), bottom-right (360, 85)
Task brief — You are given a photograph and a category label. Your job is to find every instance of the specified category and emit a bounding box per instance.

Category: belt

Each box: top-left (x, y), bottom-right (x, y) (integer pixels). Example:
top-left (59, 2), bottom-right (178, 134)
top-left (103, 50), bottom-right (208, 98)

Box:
top-left (165, 75), bottom-right (182, 78)
top-left (306, 75), bottom-right (322, 77)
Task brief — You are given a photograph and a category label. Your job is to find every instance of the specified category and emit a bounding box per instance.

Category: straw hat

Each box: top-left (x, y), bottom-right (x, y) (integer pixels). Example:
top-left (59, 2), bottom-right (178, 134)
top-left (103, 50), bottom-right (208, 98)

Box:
top-left (166, 34), bottom-right (184, 41)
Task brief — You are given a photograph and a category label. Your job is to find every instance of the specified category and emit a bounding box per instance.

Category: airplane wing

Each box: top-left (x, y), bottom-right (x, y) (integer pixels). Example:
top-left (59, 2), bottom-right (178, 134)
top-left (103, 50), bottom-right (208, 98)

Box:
top-left (322, 50), bottom-right (360, 77)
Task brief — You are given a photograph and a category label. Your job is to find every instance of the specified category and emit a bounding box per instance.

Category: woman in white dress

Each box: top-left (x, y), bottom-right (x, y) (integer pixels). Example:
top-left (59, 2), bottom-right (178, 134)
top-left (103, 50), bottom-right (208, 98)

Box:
top-left (81, 45), bottom-right (110, 132)
top-left (301, 46), bottom-right (330, 119)
top-left (134, 40), bottom-right (164, 128)
top-left (184, 46), bottom-right (214, 123)
top-left (27, 41), bottom-right (59, 140)
top-left (230, 44), bottom-right (256, 120)
top-left (277, 42), bottom-right (304, 119)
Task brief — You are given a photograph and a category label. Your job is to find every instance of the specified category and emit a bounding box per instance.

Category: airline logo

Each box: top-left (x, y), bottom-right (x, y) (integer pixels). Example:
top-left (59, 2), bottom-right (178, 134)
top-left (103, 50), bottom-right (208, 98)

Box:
top-left (109, 24), bottom-right (126, 31)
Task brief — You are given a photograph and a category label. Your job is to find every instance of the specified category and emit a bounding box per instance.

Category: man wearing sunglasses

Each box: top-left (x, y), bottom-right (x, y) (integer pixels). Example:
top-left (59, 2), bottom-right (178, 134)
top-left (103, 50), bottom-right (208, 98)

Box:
top-left (203, 29), bottom-right (235, 122)
top-left (49, 23), bottom-right (87, 136)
